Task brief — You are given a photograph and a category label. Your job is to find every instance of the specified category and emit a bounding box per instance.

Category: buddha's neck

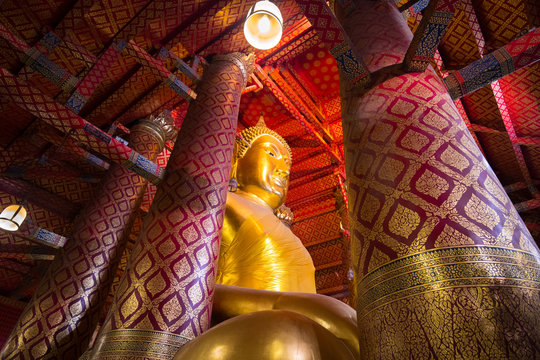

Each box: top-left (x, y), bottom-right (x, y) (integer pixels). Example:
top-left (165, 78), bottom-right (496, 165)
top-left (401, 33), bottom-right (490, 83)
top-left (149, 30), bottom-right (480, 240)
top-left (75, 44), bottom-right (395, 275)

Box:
top-left (235, 190), bottom-right (275, 211)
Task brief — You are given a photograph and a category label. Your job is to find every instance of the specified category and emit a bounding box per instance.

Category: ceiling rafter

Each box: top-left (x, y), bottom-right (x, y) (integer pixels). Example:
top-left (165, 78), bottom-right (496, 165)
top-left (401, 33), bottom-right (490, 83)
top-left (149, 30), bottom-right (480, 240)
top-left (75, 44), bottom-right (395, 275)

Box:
top-left (268, 68), bottom-right (333, 142)
top-left (256, 65), bottom-right (343, 164)
top-left (124, 40), bottom-right (197, 101)
top-left (0, 244), bottom-right (55, 261)
top-left (68, 42), bottom-right (127, 113)
top-left (280, 67), bottom-right (326, 122)
top-left (256, 17), bottom-right (314, 64)
top-left (492, 80), bottom-right (536, 184)
top-left (0, 23), bottom-right (81, 94)
top-left (453, 5), bottom-right (539, 207)
top-left (296, 0), bottom-right (370, 86)
top-left (453, 99), bottom-right (486, 156)
top-left (287, 187), bottom-right (336, 209)
top-left (404, 10), bottom-right (449, 77)
top-left (0, 177), bottom-right (78, 219)
top-left (444, 28), bottom-right (540, 100)
top-left (403, 0), bottom-right (462, 72)
top-left (36, 122), bottom-right (110, 170)
top-left (6, 159), bottom-right (100, 184)
top-left (0, 69), bottom-right (165, 185)
top-left (74, 0), bottom-right (218, 127)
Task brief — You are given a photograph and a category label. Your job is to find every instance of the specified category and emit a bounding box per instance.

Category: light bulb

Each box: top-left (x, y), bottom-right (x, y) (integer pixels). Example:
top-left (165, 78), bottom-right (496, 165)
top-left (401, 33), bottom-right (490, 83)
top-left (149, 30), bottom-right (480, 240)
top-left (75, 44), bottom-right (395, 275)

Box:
top-left (0, 204), bottom-right (27, 231)
top-left (244, 1), bottom-right (283, 50)
top-left (257, 15), bottom-right (271, 34)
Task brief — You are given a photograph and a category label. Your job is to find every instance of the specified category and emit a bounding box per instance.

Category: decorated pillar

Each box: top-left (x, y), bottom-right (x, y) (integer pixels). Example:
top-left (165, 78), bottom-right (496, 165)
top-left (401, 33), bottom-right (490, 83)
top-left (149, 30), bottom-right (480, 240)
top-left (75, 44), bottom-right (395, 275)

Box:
top-left (90, 53), bottom-right (253, 360)
top-left (336, 0), bottom-right (540, 358)
top-left (0, 114), bottom-right (175, 359)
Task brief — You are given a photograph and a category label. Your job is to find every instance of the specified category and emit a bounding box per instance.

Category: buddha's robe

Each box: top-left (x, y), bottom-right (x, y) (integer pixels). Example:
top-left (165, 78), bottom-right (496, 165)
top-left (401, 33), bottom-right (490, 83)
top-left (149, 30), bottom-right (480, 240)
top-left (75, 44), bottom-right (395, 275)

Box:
top-left (217, 191), bottom-right (316, 293)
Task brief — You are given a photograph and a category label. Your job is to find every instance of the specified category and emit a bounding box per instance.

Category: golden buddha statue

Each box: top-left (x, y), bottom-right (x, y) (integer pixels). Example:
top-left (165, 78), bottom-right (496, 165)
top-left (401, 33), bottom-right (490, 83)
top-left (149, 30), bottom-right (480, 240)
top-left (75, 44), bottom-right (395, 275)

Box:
top-left (216, 120), bottom-right (316, 293)
top-left (173, 120), bottom-right (360, 360)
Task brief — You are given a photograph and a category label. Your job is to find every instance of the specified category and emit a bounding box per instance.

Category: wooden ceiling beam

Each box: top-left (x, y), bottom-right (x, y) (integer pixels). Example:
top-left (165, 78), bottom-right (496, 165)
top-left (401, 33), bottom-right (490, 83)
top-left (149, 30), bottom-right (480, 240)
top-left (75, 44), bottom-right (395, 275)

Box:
top-left (66, 0), bottom-right (208, 115)
top-left (0, 244), bottom-right (56, 261)
top-left (289, 169), bottom-right (337, 191)
top-left (256, 65), bottom-right (343, 164)
top-left (16, 219), bottom-right (69, 248)
top-left (445, 28), bottom-right (540, 100)
top-left (16, 29), bottom-right (95, 85)
top-left (53, 0), bottom-right (103, 39)
top-left (296, 0), bottom-right (370, 87)
top-left (279, 68), bottom-right (326, 123)
top-left (5, 159), bottom-right (101, 184)
top-left (403, 0), bottom-right (462, 72)
top-left (289, 164), bottom-right (336, 182)
top-left (268, 68), bottom-right (334, 142)
top-left (303, 235), bottom-right (342, 248)
top-left (0, 177), bottom-right (79, 220)
top-left (159, 0), bottom-right (228, 52)
top-left (37, 122), bottom-right (110, 170)
top-left (68, 42), bottom-right (128, 114)
top-left (504, 181), bottom-right (535, 193)
top-left (459, 0), bottom-right (486, 55)
top-left (514, 194), bottom-right (540, 212)
top-left (491, 80), bottom-right (536, 188)
top-left (525, 222), bottom-right (540, 238)
top-left (0, 23), bottom-right (81, 95)
top-left (287, 187), bottom-right (335, 209)
top-left (0, 69), bottom-right (165, 185)
top-left (124, 41), bottom-right (197, 101)
top-left (256, 18), bottom-right (315, 65)
top-left (335, 171), bottom-right (348, 211)
top-left (453, 99), bottom-right (487, 157)
top-left (315, 260), bottom-right (343, 271)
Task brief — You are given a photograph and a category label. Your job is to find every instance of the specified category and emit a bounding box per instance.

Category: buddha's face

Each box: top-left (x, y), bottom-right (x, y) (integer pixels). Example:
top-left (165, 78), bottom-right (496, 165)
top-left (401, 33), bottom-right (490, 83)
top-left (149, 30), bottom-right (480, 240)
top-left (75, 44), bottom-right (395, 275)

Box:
top-left (236, 134), bottom-right (291, 209)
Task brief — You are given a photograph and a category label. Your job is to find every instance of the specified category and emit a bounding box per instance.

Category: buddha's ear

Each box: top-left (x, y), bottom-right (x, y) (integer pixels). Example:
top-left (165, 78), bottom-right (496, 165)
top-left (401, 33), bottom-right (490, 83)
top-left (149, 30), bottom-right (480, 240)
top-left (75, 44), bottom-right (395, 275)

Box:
top-left (228, 142), bottom-right (239, 192)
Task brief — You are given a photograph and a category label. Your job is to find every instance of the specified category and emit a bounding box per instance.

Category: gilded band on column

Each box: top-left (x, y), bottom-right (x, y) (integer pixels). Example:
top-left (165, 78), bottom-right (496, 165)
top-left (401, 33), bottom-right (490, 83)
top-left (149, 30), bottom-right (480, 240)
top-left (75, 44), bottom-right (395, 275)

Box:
top-left (89, 53), bottom-right (255, 360)
top-left (336, 0), bottom-right (540, 358)
top-left (0, 112), bottom-right (174, 360)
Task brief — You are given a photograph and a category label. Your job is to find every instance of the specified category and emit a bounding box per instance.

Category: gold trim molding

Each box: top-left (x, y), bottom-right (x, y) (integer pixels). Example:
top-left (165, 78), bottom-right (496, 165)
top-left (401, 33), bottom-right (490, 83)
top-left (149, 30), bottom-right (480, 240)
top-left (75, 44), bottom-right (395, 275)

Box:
top-left (91, 329), bottom-right (190, 360)
top-left (357, 245), bottom-right (540, 318)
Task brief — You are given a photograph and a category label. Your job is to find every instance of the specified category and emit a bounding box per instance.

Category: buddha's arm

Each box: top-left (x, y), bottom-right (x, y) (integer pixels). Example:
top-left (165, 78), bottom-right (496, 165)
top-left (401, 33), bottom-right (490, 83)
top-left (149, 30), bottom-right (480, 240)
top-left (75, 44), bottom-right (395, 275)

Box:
top-left (212, 284), bottom-right (359, 359)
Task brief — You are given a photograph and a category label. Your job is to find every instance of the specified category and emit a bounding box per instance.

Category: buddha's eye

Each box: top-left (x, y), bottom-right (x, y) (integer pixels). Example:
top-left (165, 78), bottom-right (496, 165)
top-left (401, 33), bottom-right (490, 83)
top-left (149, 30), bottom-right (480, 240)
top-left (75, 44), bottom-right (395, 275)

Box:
top-left (266, 150), bottom-right (276, 157)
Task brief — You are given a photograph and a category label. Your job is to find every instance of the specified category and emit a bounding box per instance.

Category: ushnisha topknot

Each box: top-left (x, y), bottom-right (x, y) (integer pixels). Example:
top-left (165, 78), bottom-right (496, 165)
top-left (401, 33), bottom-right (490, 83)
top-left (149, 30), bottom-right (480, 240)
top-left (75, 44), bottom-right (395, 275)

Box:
top-left (235, 114), bottom-right (292, 161)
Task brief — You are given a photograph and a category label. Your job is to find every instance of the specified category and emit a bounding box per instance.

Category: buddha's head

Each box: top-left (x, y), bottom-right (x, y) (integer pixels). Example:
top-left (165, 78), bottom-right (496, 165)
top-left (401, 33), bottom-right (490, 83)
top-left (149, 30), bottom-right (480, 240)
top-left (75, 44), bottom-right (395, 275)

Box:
top-left (233, 121), bottom-right (292, 210)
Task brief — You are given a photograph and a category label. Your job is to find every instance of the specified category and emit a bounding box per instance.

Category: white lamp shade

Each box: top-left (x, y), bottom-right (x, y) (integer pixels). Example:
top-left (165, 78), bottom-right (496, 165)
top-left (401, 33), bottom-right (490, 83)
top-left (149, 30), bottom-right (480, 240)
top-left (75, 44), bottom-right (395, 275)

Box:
top-left (0, 204), bottom-right (27, 231)
top-left (244, 1), bottom-right (283, 50)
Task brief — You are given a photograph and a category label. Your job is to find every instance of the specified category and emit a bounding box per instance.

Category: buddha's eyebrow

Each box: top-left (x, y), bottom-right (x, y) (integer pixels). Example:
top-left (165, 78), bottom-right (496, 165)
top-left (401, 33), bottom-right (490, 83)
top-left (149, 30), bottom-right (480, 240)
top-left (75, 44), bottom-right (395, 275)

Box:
top-left (264, 142), bottom-right (280, 153)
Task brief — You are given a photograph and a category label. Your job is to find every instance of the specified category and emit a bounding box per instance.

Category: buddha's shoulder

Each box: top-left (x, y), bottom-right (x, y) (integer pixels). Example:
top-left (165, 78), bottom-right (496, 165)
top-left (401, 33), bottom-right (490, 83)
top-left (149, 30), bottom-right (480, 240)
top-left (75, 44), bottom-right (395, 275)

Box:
top-left (225, 192), bottom-right (272, 220)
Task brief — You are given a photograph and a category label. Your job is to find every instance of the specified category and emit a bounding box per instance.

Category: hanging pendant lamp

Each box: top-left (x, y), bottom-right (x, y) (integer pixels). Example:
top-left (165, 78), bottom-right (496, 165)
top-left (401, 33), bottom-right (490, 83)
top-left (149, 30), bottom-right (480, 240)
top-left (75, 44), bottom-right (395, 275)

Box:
top-left (0, 203), bottom-right (27, 231)
top-left (244, 0), bottom-right (283, 50)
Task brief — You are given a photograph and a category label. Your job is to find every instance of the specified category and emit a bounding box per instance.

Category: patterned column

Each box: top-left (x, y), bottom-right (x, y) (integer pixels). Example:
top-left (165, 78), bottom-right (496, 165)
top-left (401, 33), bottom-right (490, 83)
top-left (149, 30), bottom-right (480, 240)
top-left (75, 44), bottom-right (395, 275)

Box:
top-left (336, 0), bottom-right (540, 358)
top-left (90, 53), bottom-right (253, 360)
top-left (0, 114), bottom-right (175, 359)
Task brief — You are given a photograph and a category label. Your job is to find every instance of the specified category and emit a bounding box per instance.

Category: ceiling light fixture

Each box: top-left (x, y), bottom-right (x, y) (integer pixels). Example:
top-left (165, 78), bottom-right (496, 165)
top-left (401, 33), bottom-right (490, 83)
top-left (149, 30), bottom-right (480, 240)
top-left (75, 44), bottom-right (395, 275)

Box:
top-left (244, 0), bottom-right (283, 50)
top-left (0, 202), bottom-right (27, 231)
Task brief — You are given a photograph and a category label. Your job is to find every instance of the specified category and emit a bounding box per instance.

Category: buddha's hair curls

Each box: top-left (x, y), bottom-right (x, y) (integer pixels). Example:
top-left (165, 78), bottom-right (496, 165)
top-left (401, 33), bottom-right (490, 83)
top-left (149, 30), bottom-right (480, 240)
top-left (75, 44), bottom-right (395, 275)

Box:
top-left (235, 125), bottom-right (292, 161)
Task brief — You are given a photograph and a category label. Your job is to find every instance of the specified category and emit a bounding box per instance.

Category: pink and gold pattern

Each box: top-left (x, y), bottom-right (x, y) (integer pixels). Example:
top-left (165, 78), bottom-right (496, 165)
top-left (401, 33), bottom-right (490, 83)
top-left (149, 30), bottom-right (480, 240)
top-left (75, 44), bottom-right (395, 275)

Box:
top-left (1, 119), bottom-right (168, 359)
top-left (338, 0), bottom-right (540, 356)
top-left (0, 69), bottom-right (165, 185)
top-left (90, 53), bottom-right (251, 359)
